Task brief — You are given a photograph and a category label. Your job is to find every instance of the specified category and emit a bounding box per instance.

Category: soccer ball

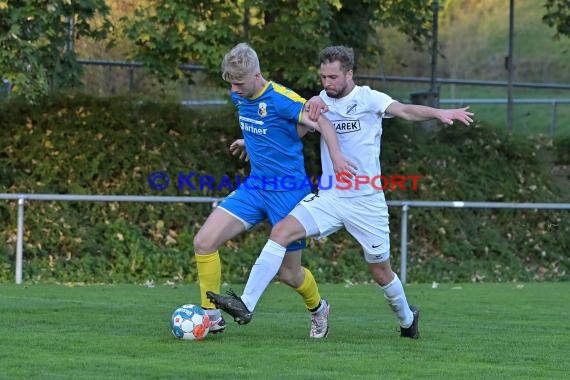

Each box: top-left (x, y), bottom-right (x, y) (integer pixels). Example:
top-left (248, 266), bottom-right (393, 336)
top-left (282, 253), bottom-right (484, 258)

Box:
top-left (170, 304), bottom-right (210, 340)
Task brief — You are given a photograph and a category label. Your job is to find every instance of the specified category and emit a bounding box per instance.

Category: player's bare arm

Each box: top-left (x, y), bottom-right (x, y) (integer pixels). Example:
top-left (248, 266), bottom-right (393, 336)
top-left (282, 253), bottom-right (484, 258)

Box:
top-left (299, 111), bottom-right (357, 176)
top-left (386, 101), bottom-right (474, 126)
top-left (296, 123), bottom-right (313, 138)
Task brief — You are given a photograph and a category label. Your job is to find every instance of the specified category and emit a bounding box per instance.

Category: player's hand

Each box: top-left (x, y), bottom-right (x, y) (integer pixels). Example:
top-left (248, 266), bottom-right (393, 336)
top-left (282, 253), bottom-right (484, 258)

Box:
top-left (331, 153), bottom-right (358, 179)
top-left (439, 107), bottom-right (474, 126)
top-left (305, 96), bottom-right (328, 121)
top-left (229, 139), bottom-right (249, 161)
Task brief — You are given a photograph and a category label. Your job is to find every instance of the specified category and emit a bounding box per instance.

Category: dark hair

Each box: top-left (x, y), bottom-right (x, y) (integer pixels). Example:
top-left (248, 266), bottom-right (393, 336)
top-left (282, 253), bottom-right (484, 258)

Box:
top-left (319, 46), bottom-right (354, 72)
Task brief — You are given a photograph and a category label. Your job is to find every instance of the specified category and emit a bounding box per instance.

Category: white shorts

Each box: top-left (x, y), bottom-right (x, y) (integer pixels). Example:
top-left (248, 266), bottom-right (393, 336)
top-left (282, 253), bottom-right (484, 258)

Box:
top-left (290, 191), bottom-right (391, 263)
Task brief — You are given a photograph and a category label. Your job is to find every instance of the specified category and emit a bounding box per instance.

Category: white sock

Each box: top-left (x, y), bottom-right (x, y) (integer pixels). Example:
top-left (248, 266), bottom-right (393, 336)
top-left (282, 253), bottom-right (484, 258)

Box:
top-left (382, 274), bottom-right (414, 328)
top-left (205, 309), bottom-right (221, 320)
top-left (241, 239), bottom-right (287, 311)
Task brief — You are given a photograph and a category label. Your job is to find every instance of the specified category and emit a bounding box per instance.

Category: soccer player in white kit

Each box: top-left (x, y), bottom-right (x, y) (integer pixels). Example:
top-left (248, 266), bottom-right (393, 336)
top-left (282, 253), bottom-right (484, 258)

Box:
top-left (208, 46), bottom-right (474, 339)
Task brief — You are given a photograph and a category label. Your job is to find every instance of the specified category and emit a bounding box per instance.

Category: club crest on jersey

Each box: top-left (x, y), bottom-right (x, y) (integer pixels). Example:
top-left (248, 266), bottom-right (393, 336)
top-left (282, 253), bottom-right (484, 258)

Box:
top-left (258, 102), bottom-right (267, 117)
top-left (346, 103), bottom-right (357, 115)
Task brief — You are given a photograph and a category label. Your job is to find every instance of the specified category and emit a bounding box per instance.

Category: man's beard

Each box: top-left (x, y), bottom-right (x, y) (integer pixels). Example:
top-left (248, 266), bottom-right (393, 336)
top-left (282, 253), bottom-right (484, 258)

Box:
top-left (326, 85), bottom-right (345, 99)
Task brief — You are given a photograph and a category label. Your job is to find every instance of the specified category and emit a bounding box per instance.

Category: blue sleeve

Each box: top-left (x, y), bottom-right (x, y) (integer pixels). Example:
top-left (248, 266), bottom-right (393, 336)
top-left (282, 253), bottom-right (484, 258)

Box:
top-left (272, 84), bottom-right (306, 123)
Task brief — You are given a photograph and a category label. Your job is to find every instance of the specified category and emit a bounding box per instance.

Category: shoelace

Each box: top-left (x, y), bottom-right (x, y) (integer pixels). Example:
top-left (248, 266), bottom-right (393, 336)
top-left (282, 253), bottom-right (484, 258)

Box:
top-left (225, 288), bottom-right (251, 314)
top-left (311, 312), bottom-right (326, 332)
top-left (226, 288), bottom-right (241, 299)
top-left (311, 316), bottom-right (318, 333)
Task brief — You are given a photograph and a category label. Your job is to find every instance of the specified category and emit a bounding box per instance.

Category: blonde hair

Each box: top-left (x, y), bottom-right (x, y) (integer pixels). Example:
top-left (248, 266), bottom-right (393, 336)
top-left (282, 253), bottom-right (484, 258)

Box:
top-left (221, 43), bottom-right (260, 82)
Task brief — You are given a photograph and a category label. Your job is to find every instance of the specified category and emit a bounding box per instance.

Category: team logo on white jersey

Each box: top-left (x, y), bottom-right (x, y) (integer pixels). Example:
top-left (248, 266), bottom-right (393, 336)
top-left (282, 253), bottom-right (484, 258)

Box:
top-left (258, 102), bottom-right (267, 117)
top-left (346, 103), bottom-right (357, 115)
top-left (333, 120), bottom-right (361, 134)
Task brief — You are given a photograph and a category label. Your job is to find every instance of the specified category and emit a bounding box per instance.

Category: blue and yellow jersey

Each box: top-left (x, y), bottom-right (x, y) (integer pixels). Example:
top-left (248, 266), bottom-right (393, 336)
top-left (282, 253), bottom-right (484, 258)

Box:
top-left (230, 81), bottom-right (308, 191)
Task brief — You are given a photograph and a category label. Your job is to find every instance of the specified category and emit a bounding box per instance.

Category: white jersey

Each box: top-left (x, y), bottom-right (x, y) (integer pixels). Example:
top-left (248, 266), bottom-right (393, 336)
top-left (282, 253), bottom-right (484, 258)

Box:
top-left (319, 85), bottom-right (395, 198)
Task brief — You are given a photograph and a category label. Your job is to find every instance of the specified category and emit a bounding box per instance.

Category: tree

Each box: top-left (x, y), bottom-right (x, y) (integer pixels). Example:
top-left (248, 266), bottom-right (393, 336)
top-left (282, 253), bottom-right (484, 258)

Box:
top-left (0, 0), bottom-right (112, 99)
top-left (120, 0), bottom-right (434, 97)
top-left (543, 0), bottom-right (570, 39)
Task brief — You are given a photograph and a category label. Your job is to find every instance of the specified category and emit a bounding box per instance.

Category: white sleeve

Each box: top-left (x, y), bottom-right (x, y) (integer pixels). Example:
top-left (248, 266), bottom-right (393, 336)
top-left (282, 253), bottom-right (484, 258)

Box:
top-left (367, 88), bottom-right (395, 117)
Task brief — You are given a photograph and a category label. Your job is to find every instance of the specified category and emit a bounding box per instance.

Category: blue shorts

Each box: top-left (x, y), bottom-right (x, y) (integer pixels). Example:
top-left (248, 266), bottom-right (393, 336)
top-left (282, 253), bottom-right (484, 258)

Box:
top-left (217, 184), bottom-right (310, 252)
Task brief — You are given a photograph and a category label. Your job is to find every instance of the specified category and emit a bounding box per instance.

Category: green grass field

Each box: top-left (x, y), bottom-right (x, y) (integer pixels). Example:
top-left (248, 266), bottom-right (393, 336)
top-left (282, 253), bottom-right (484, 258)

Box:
top-left (1, 282), bottom-right (568, 379)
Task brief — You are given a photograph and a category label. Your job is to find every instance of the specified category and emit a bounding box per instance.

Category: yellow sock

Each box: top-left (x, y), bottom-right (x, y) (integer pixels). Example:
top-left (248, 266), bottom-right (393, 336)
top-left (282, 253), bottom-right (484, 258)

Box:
top-left (195, 251), bottom-right (221, 309)
top-left (294, 267), bottom-right (321, 310)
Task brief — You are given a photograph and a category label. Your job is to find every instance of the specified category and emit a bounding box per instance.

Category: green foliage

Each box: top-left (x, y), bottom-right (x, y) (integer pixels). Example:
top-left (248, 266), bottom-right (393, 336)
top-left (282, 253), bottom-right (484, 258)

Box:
top-left (0, 95), bottom-right (568, 284)
top-left (553, 135), bottom-right (570, 164)
top-left (543, 0), bottom-right (570, 39)
top-left (119, 0), bottom-right (434, 96)
top-left (0, 94), bottom-right (244, 283)
top-left (377, 122), bottom-right (568, 282)
top-left (0, 0), bottom-right (112, 99)
top-left (119, 0), bottom-right (242, 84)
top-left (376, 0), bottom-right (434, 48)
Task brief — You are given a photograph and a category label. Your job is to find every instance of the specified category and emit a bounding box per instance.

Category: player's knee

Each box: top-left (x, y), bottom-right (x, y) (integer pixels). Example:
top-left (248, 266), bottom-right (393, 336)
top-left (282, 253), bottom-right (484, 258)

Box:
top-left (270, 218), bottom-right (304, 246)
top-left (193, 230), bottom-right (217, 253)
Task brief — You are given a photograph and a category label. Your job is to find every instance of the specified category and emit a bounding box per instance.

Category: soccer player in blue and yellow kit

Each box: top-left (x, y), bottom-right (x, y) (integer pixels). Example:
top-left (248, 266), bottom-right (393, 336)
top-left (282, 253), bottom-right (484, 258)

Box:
top-left (193, 42), bottom-right (356, 338)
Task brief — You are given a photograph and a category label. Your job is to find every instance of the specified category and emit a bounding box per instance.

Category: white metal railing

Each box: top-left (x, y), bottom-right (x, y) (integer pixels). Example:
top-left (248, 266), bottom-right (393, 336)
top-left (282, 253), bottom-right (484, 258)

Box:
top-left (0, 194), bottom-right (221, 285)
top-left (1, 193), bottom-right (569, 284)
top-left (387, 200), bottom-right (570, 283)
top-left (438, 98), bottom-right (570, 136)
